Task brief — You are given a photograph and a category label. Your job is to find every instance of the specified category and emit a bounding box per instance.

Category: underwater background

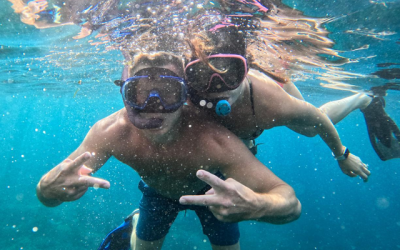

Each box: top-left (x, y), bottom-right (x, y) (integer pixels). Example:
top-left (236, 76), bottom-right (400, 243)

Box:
top-left (1, 0), bottom-right (400, 249)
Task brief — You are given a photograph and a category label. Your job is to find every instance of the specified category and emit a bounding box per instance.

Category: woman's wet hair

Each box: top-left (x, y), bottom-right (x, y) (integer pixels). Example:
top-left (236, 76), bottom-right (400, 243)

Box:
top-left (187, 25), bottom-right (290, 83)
top-left (186, 26), bottom-right (246, 74)
top-left (186, 4), bottom-right (352, 85)
top-left (189, 27), bottom-right (246, 57)
top-left (18, 0), bottom-right (357, 88)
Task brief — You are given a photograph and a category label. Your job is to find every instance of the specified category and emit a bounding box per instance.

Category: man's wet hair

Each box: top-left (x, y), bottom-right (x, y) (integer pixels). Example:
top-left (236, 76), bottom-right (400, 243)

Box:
top-left (125, 51), bottom-right (184, 76)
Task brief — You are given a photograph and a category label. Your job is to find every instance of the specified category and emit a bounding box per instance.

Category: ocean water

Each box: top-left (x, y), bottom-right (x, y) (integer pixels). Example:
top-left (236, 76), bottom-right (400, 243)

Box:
top-left (1, 0), bottom-right (400, 249)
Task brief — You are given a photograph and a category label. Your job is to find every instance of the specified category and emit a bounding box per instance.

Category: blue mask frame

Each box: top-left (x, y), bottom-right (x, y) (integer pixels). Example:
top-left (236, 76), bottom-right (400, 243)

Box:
top-left (121, 72), bottom-right (188, 113)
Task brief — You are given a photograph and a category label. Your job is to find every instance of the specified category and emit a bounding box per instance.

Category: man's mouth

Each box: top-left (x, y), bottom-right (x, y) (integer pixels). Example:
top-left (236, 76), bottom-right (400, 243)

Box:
top-left (139, 112), bottom-right (165, 119)
top-left (125, 105), bottom-right (165, 130)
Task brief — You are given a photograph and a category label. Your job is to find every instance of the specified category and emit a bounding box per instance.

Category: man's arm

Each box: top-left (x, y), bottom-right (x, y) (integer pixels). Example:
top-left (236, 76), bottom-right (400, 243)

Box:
top-left (36, 121), bottom-right (112, 207)
top-left (180, 170), bottom-right (301, 224)
top-left (180, 130), bottom-right (301, 224)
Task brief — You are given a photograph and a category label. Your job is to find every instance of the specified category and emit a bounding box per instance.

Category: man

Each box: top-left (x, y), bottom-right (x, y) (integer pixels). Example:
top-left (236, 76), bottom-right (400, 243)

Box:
top-left (36, 52), bottom-right (301, 250)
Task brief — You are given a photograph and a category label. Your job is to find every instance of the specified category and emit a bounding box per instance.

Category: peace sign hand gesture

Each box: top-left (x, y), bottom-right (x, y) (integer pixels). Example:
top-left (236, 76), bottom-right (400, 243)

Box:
top-left (37, 152), bottom-right (110, 207)
top-left (179, 170), bottom-right (260, 223)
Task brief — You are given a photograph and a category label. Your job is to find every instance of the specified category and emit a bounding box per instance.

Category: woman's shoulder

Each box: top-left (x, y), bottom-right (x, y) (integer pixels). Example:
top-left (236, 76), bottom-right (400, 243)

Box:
top-left (248, 69), bottom-right (283, 87)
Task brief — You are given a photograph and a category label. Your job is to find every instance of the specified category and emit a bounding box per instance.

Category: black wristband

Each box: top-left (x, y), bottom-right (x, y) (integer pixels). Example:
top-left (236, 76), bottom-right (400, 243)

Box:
top-left (334, 147), bottom-right (350, 161)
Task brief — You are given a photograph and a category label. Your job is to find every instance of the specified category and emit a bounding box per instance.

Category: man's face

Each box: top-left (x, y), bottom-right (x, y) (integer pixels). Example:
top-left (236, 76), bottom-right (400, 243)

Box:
top-left (123, 60), bottom-right (185, 133)
top-left (136, 108), bottom-right (183, 133)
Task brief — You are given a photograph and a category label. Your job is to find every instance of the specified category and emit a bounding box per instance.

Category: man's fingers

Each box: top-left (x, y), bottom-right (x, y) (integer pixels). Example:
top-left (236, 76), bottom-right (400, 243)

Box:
top-left (66, 152), bottom-right (92, 173)
top-left (63, 159), bottom-right (73, 164)
top-left (205, 188), bottom-right (215, 195)
top-left (196, 170), bottom-right (226, 192)
top-left (78, 176), bottom-right (110, 189)
top-left (179, 194), bottom-right (220, 207)
top-left (64, 187), bottom-right (88, 201)
top-left (80, 166), bottom-right (93, 176)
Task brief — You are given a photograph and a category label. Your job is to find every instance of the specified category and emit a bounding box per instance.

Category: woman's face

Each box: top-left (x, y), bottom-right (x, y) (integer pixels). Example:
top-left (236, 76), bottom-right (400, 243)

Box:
top-left (185, 54), bottom-right (247, 93)
top-left (196, 82), bottom-right (245, 106)
top-left (185, 53), bottom-right (248, 107)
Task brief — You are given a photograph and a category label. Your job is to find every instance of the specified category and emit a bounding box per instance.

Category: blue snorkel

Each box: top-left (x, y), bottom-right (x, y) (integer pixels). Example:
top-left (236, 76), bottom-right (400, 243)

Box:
top-left (215, 100), bottom-right (232, 116)
top-left (189, 89), bottom-right (232, 117)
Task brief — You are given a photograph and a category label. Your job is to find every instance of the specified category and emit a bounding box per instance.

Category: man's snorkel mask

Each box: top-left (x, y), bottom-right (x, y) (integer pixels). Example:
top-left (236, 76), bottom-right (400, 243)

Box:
top-left (115, 67), bottom-right (188, 129)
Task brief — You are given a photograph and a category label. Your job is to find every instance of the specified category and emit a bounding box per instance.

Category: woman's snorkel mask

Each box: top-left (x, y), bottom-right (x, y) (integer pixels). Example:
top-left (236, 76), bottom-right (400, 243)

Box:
top-left (115, 67), bottom-right (188, 129)
top-left (185, 54), bottom-right (248, 116)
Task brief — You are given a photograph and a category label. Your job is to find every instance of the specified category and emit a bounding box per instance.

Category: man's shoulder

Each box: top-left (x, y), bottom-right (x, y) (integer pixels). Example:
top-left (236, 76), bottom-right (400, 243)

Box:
top-left (91, 109), bottom-right (132, 137)
top-left (182, 108), bottom-right (238, 144)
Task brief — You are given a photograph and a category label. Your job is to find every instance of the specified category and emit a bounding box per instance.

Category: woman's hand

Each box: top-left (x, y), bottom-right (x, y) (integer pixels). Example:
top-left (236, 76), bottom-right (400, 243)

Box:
top-left (338, 153), bottom-right (371, 182)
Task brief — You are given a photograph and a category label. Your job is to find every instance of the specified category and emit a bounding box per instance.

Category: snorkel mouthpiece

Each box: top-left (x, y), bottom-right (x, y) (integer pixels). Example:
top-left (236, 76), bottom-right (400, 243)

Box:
top-left (189, 90), bottom-right (231, 116)
top-left (124, 102), bottom-right (164, 129)
top-left (215, 100), bottom-right (231, 116)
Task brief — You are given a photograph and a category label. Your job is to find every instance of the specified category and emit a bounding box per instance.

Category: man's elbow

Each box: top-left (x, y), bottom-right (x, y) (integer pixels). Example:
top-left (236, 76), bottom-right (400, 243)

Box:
top-left (286, 199), bottom-right (302, 223)
top-left (261, 185), bottom-right (302, 225)
top-left (270, 198), bottom-right (301, 225)
top-left (282, 185), bottom-right (302, 222)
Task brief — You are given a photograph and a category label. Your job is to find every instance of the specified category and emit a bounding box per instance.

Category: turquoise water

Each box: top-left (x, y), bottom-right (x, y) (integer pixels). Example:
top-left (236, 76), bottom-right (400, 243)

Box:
top-left (1, 0), bottom-right (400, 249)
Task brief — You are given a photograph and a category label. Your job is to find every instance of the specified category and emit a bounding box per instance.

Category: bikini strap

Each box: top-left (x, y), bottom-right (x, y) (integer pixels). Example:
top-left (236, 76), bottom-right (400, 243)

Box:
top-left (248, 77), bottom-right (256, 116)
top-left (245, 76), bottom-right (263, 140)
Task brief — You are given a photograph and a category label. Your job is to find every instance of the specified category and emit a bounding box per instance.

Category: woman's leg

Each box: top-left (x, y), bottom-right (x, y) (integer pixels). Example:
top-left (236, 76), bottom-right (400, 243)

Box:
top-left (283, 81), bottom-right (373, 125)
top-left (319, 93), bottom-right (372, 124)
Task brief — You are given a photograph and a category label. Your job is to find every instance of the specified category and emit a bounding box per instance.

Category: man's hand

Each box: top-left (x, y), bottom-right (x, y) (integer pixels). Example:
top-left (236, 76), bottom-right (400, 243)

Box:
top-left (37, 152), bottom-right (110, 206)
top-left (338, 153), bottom-right (371, 182)
top-left (179, 170), bottom-right (259, 223)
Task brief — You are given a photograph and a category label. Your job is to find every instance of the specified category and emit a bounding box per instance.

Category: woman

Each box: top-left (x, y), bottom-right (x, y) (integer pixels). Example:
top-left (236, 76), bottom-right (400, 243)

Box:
top-left (185, 26), bottom-right (371, 181)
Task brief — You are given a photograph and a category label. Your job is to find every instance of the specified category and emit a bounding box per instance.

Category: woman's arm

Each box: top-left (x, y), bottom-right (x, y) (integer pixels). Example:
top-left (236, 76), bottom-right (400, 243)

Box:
top-left (250, 72), bottom-right (370, 181)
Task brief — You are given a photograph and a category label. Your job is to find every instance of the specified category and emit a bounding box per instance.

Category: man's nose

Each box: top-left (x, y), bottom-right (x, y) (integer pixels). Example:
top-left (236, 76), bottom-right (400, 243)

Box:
top-left (144, 97), bottom-right (164, 111)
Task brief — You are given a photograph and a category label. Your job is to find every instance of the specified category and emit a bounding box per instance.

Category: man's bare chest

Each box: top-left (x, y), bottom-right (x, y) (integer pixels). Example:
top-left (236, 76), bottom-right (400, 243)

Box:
top-left (114, 142), bottom-right (214, 198)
